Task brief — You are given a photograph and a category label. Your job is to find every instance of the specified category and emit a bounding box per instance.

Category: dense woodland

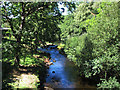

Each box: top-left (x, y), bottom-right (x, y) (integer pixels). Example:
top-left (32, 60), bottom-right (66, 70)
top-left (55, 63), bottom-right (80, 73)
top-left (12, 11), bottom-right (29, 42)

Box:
top-left (60, 2), bottom-right (120, 88)
top-left (1, 1), bottom-right (120, 89)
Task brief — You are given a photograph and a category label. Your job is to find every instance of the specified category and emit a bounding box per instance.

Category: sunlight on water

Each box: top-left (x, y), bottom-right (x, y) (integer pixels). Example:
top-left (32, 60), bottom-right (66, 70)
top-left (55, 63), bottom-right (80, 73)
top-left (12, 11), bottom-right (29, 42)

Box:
top-left (38, 46), bottom-right (96, 89)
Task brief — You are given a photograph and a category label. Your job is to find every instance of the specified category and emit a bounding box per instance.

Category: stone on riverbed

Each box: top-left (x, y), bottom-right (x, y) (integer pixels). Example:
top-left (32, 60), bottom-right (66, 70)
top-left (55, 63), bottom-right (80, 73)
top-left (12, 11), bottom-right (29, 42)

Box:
top-left (53, 60), bottom-right (56, 62)
top-left (45, 62), bottom-right (53, 66)
top-left (44, 86), bottom-right (54, 90)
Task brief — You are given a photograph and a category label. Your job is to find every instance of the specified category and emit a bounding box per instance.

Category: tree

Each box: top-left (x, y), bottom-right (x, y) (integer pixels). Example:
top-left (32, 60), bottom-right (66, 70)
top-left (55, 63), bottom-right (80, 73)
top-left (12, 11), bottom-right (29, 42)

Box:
top-left (2, 1), bottom-right (75, 66)
top-left (60, 2), bottom-right (120, 88)
top-left (60, 2), bottom-right (99, 63)
top-left (2, 2), bottom-right (61, 66)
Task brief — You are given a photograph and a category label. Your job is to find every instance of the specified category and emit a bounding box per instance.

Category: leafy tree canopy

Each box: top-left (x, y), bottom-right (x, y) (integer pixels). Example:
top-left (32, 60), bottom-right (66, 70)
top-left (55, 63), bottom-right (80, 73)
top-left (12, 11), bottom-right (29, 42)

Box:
top-left (1, 2), bottom-right (75, 66)
top-left (60, 2), bottom-right (120, 88)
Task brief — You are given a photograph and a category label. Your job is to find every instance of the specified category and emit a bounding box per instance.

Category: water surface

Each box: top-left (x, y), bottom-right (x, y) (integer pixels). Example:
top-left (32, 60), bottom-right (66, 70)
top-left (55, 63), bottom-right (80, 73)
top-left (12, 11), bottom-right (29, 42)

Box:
top-left (38, 46), bottom-right (96, 89)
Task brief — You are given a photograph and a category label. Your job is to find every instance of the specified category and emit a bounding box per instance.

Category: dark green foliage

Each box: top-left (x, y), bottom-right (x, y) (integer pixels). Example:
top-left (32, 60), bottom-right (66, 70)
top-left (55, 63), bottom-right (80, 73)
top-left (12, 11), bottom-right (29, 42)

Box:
top-left (2, 62), bottom-right (14, 89)
top-left (2, 2), bottom-right (62, 66)
top-left (60, 2), bottom-right (120, 88)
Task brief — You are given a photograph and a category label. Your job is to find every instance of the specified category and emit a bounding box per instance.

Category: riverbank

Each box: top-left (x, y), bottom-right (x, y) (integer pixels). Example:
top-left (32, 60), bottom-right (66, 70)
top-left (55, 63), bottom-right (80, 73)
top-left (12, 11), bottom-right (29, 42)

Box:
top-left (2, 45), bottom-right (97, 89)
top-left (2, 50), bottom-right (50, 89)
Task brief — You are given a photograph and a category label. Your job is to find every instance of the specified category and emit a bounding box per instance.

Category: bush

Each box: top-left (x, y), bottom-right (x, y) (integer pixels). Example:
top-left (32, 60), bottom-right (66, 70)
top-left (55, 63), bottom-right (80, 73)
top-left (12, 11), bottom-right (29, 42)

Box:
top-left (97, 77), bottom-right (120, 89)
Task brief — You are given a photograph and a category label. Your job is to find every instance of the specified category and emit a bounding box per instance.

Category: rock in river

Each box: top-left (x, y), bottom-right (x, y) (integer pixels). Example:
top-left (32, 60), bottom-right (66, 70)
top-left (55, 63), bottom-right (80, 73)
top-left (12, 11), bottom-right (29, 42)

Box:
top-left (52, 71), bottom-right (55, 73)
top-left (53, 60), bottom-right (56, 62)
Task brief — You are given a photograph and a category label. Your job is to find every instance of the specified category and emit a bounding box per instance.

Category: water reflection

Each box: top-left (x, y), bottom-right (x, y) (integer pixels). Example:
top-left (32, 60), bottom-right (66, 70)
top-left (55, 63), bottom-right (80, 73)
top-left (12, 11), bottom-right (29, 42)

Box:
top-left (38, 46), bottom-right (96, 89)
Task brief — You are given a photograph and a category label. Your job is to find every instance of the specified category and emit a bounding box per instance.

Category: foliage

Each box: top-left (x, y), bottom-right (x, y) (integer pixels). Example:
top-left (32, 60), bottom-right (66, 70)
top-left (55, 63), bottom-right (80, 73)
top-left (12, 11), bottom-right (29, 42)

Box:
top-left (57, 43), bottom-right (65, 49)
top-left (2, 2), bottom-right (75, 66)
top-left (97, 77), bottom-right (120, 89)
top-left (60, 2), bottom-right (99, 41)
top-left (60, 2), bottom-right (120, 88)
top-left (60, 14), bottom-right (74, 41)
top-left (20, 55), bottom-right (43, 66)
top-left (1, 2), bottom-right (62, 66)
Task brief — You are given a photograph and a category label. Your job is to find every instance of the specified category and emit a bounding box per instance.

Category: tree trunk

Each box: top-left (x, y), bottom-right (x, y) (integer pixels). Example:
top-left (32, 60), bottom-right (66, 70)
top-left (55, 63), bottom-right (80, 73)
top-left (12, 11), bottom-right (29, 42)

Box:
top-left (15, 55), bottom-right (20, 66)
top-left (14, 36), bottom-right (21, 66)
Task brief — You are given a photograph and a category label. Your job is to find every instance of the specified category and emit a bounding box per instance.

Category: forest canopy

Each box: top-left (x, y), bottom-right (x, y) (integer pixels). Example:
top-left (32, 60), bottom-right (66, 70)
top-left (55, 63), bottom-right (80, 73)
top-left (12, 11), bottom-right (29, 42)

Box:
top-left (59, 2), bottom-right (120, 88)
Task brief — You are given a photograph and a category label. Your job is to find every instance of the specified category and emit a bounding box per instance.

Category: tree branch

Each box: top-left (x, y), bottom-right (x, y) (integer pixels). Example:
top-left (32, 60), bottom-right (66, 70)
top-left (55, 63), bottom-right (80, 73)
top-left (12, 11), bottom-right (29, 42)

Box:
top-left (25, 2), bottom-right (51, 17)
top-left (88, 9), bottom-right (96, 16)
top-left (19, 2), bottom-right (25, 31)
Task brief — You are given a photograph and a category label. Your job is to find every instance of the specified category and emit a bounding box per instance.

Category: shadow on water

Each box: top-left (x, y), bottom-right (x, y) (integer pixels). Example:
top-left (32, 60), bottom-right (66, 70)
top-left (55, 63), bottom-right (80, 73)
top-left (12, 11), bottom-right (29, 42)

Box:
top-left (38, 45), bottom-right (97, 89)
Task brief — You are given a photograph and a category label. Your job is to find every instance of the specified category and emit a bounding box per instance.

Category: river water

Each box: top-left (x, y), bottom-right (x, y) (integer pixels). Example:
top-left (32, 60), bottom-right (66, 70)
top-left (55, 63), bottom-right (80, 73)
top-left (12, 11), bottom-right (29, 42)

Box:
top-left (38, 46), bottom-right (96, 89)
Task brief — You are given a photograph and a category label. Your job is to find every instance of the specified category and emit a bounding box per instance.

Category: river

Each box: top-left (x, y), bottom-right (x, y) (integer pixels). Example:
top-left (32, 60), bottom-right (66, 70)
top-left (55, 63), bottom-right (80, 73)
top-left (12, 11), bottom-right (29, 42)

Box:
top-left (38, 45), bottom-right (96, 89)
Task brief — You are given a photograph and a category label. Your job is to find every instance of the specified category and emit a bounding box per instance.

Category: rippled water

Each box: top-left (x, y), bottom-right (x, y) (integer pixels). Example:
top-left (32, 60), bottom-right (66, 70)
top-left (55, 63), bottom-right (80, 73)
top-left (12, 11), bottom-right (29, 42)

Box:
top-left (38, 46), bottom-right (96, 89)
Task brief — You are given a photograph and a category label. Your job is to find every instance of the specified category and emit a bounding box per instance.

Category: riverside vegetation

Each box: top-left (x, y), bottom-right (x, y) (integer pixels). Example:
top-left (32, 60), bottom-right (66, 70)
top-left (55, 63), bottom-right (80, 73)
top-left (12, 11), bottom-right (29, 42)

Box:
top-left (1, 1), bottom-right (120, 89)
top-left (59, 2), bottom-right (120, 89)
